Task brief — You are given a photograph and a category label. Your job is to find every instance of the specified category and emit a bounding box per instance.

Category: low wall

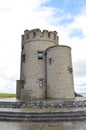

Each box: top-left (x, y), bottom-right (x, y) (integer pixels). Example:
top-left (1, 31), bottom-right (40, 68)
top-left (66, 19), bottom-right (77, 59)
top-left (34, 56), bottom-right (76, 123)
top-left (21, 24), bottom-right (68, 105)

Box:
top-left (0, 98), bottom-right (86, 108)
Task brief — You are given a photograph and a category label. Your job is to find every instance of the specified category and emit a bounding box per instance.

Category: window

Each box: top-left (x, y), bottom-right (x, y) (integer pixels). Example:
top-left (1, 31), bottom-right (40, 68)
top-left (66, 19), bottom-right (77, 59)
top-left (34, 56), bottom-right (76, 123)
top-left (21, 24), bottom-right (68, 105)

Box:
top-left (22, 45), bottom-right (24, 50)
top-left (38, 51), bottom-right (44, 59)
top-left (22, 54), bottom-right (25, 62)
top-left (21, 80), bottom-right (25, 89)
top-left (39, 79), bottom-right (45, 88)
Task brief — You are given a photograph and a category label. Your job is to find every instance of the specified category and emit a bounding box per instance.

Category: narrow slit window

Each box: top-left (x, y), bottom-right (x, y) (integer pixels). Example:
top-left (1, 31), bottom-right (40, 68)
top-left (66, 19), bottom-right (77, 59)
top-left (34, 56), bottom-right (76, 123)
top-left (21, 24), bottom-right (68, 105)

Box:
top-left (22, 45), bottom-right (24, 50)
top-left (38, 51), bottom-right (44, 59)
top-left (21, 80), bottom-right (25, 89)
top-left (22, 54), bottom-right (25, 62)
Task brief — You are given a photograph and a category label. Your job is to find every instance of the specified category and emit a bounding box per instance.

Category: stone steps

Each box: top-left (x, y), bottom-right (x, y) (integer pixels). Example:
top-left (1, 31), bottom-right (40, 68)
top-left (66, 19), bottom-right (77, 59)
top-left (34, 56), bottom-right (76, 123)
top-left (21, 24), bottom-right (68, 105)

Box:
top-left (0, 98), bottom-right (86, 122)
top-left (0, 111), bottom-right (86, 122)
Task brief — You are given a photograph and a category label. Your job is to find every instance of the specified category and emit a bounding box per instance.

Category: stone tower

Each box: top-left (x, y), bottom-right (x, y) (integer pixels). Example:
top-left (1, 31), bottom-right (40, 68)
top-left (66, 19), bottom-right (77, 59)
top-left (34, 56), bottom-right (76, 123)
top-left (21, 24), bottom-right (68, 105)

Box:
top-left (16, 28), bottom-right (75, 100)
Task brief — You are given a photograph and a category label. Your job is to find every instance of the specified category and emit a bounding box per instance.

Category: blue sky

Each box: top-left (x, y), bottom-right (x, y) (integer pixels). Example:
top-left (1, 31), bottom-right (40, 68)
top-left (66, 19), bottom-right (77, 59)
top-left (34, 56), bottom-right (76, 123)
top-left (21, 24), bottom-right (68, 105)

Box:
top-left (45, 0), bottom-right (84, 22)
top-left (46, 0), bottom-right (85, 14)
top-left (0, 0), bottom-right (86, 93)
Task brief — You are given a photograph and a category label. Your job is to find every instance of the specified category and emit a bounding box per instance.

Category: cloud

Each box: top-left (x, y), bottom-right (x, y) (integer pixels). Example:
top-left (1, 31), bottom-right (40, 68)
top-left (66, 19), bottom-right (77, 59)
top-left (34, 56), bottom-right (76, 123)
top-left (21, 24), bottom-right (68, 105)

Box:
top-left (74, 77), bottom-right (86, 93)
top-left (74, 60), bottom-right (86, 78)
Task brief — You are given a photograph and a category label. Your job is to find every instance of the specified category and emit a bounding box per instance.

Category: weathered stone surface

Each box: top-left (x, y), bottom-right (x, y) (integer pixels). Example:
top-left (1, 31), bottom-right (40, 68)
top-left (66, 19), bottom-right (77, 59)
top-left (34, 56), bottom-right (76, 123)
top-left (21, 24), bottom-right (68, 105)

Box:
top-left (0, 99), bottom-right (86, 108)
top-left (0, 109), bottom-right (86, 122)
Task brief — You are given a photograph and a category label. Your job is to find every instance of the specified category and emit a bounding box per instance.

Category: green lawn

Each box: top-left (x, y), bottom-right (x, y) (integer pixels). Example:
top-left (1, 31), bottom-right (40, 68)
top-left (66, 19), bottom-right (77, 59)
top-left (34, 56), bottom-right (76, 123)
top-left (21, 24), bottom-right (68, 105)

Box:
top-left (80, 93), bottom-right (86, 97)
top-left (0, 93), bottom-right (16, 98)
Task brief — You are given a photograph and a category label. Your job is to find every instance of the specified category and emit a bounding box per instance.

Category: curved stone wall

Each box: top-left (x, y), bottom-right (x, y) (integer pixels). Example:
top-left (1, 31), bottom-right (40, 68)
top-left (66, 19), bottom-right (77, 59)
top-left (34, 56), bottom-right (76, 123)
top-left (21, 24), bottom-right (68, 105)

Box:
top-left (46, 45), bottom-right (75, 99)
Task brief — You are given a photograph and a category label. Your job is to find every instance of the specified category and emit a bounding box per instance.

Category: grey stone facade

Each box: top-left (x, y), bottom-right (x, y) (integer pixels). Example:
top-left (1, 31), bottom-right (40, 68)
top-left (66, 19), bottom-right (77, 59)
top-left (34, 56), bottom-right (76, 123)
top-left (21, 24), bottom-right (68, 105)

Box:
top-left (16, 28), bottom-right (75, 100)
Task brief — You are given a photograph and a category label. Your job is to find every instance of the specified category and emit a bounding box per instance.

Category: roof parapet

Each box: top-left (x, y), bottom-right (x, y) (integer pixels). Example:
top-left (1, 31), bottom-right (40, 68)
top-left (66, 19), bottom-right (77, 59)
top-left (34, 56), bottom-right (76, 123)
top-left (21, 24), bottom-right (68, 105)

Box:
top-left (22, 28), bottom-right (59, 44)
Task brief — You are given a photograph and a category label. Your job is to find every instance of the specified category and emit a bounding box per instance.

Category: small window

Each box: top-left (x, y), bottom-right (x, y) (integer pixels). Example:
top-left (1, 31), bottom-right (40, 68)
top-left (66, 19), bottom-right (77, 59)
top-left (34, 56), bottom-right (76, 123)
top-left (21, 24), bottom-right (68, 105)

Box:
top-left (38, 51), bottom-right (44, 59)
top-left (39, 79), bottom-right (45, 88)
top-left (22, 54), bottom-right (25, 62)
top-left (21, 80), bottom-right (25, 89)
top-left (22, 45), bottom-right (24, 50)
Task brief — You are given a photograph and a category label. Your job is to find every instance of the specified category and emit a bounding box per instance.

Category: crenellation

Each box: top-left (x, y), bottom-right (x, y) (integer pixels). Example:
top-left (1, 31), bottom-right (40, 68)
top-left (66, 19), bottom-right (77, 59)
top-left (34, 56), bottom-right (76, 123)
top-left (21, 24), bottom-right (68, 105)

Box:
top-left (43, 30), bottom-right (48, 37)
top-left (29, 28), bottom-right (42, 38)
top-left (33, 29), bottom-right (42, 38)
top-left (24, 30), bottom-right (29, 41)
top-left (53, 31), bottom-right (57, 40)
top-left (22, 29), bottom-right (58, 43)
top-left (48, 31), bottom-right (55, 40)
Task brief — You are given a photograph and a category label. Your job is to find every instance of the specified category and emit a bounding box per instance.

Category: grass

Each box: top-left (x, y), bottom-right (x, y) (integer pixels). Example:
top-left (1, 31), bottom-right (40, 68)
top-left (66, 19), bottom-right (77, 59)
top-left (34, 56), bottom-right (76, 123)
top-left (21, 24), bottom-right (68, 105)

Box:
top-left (0, 93), bottom-right (16, 98)
top-left (80, 93), bottom-right (86, 97)
top-left (0, 93), bottom-right (85, 98)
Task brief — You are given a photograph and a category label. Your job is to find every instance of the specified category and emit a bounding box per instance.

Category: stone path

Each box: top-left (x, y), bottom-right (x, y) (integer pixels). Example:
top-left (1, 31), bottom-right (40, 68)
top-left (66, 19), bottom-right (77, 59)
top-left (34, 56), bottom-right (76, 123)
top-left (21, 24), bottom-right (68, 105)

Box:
top-left (0, 121), bottom-right (86, 130)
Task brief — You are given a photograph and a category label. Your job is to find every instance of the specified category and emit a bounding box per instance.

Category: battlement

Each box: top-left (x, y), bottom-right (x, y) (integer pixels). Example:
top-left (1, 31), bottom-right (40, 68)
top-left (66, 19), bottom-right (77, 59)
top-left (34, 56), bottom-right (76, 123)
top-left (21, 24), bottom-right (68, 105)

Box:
top-left (21, 28), bottom-right (59, 44)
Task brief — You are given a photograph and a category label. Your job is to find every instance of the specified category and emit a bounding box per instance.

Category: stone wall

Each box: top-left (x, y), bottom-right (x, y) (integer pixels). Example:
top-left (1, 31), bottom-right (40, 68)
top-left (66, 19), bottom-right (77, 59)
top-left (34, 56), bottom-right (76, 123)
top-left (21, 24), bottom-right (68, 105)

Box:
top-left (47, 45), bottom-right (75, 98)
top-left (0, 99), bottom-right (86, 108)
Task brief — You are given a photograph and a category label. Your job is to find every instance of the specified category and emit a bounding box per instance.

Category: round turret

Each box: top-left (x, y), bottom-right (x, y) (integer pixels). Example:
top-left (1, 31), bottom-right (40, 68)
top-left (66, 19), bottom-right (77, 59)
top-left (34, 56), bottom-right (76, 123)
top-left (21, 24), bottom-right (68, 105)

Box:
top-left (19, 29), bottom-right (59, 100)
top-left (46, 45), bottom-right (75, 98)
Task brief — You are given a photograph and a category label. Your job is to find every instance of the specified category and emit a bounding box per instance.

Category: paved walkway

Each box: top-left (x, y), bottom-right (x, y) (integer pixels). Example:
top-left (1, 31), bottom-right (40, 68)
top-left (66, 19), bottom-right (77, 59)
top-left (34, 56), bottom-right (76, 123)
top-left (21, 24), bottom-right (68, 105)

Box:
top-left (0, 106), bottom-right (86, 113)
top-left (0, 121), bottom-right (86, 130)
